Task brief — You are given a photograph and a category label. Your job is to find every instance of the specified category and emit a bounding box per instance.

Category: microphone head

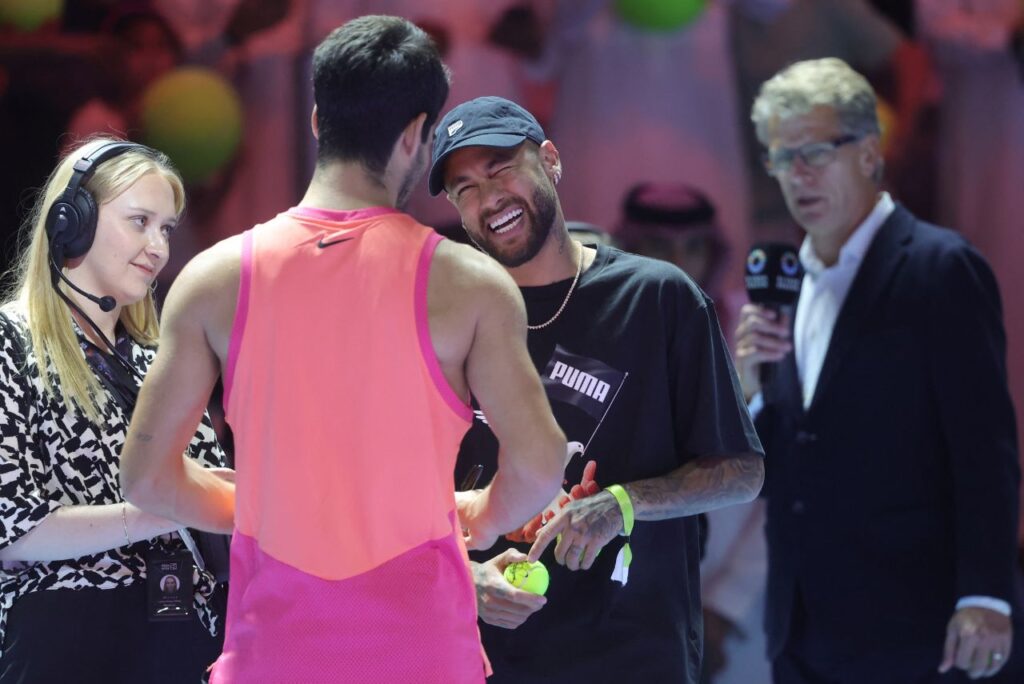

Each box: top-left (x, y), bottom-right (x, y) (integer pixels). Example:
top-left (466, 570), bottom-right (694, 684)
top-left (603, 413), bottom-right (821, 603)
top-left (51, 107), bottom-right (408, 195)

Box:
top-left (745, 242), bottom-right (802, 306)
top-left (98, 296), bottom-right (116, 312)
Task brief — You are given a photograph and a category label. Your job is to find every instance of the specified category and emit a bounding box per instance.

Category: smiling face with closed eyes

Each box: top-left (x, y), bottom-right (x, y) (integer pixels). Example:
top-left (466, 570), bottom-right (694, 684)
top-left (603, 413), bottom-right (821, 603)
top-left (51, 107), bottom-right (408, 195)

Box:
top-left (443, 141), bottom-right (559, 268)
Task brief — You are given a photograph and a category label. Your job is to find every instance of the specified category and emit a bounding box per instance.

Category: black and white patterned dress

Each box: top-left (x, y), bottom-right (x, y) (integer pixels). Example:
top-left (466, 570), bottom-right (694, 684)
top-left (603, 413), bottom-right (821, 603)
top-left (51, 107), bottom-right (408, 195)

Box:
top-left (0, 304), bottom-right (225, 657)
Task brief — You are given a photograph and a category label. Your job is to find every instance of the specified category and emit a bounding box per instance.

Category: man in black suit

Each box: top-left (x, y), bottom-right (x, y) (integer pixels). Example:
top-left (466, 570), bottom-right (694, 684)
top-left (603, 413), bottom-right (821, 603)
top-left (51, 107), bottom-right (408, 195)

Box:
top-left (736, 57), bottom-right (1020, 683)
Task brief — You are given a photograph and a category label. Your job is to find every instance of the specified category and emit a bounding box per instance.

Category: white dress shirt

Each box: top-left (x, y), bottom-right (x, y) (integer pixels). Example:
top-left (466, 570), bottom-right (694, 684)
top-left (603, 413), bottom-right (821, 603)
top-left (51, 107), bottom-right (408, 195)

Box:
top-left (793, 192), bottom-right (894, 408)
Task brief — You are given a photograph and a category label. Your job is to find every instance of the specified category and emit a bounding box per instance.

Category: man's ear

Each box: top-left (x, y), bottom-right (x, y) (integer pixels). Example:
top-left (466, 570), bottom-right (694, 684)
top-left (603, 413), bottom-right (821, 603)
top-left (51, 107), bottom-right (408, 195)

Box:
top-left (858, 134), bottom-right (882, 179)
top-left (311, 105), bottom-right (320, 140)
top-left (400, 112), bottom-right (429, 157)
top-left (539, 140), bottom-right (562, 185)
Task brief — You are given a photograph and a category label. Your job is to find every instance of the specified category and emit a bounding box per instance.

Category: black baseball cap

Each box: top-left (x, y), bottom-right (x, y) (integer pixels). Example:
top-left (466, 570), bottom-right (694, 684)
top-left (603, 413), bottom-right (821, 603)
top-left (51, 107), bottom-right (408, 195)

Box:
top-left (428, 96), bottom-right (546, 196)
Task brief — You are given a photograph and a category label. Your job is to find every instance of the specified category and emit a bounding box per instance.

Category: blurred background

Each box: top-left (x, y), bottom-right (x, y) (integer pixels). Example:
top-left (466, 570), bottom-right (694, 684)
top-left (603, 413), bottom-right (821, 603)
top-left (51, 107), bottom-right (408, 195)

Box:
top-left (1, 1), bottom-right (1022, 679)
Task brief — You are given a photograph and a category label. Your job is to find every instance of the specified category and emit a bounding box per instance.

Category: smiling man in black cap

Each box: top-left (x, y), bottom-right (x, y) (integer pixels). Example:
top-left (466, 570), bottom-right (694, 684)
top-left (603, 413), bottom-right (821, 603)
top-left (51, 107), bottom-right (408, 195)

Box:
top-left (432, 95), bottom-right (766, 683)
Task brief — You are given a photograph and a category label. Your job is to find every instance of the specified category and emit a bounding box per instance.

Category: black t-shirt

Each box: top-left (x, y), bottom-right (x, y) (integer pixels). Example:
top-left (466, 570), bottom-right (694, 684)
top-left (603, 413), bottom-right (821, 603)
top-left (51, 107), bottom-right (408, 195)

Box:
top-left (455, 244), bottom-right (762, 683)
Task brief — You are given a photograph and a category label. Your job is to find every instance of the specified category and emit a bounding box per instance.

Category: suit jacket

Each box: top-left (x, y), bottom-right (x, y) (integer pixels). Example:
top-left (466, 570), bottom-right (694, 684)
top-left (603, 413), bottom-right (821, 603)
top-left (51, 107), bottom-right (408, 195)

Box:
top-left (757, 204), bottom-right (1020, 661)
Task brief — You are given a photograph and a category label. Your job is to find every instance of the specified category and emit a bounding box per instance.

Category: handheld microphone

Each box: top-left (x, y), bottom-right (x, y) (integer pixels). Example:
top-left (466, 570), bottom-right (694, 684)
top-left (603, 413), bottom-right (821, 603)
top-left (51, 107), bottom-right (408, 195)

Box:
top-left (744, 242), bottom-right (803, 392)
top-left (49, 256), bottom-right (117, 312)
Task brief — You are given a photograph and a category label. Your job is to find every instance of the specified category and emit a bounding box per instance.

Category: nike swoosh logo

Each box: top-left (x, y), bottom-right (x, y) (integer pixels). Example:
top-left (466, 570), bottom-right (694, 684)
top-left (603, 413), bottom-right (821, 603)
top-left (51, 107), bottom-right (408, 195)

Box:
top-left (317, 236), bottom-right (355, 248)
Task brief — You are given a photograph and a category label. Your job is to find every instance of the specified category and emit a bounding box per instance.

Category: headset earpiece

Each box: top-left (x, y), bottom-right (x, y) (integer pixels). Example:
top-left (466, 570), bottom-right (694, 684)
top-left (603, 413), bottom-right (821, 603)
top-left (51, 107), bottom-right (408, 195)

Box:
top-left (46, 188), bottom-right (98, 261)
top-left (45, 141), bottom-right (142, 264)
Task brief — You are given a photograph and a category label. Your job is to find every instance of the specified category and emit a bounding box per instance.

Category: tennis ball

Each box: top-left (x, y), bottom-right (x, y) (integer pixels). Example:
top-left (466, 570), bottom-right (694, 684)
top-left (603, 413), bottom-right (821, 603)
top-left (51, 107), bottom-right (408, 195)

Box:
top-left (503, 561), bottom-right (549, 596)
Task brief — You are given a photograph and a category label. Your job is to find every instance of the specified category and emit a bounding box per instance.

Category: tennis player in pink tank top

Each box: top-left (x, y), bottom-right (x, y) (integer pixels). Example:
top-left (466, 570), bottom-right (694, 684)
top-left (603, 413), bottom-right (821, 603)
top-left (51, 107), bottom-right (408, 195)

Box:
top-left (121, 15), bottom-right (565, 683)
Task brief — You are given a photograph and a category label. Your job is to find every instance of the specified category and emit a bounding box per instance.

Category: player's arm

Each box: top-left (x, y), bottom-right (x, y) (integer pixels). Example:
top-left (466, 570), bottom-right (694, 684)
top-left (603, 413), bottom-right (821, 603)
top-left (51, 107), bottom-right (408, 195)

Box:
top-left (120, 239), bottom-right (240, 534)
top-left (450, 247), bottom-right (566, 550)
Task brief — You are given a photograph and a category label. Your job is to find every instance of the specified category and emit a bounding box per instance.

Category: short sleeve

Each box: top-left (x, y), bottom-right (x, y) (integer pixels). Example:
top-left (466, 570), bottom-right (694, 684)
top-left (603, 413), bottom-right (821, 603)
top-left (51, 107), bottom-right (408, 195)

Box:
top-left (0, 318), bottom-right (60, 550)
top-left (669, 290), bottom-right (764, 460)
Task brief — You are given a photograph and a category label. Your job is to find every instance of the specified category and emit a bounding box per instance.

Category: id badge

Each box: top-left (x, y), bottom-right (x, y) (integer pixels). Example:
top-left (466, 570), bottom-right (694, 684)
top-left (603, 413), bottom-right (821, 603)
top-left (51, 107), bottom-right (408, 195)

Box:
top-left (146, 549), bottom-right (194, 622)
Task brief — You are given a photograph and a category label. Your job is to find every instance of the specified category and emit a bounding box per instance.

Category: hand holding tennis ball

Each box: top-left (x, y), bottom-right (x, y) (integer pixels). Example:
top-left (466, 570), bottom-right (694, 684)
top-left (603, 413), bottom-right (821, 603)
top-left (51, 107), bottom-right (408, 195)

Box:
top-left (504, 560), bottom-right (550, 596)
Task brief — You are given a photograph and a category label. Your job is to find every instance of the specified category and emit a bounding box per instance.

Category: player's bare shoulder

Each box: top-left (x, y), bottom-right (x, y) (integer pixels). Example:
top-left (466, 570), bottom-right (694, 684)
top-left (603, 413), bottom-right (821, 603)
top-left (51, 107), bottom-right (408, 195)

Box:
top-left (162, 234), bottom-right (245, 360)
top-left (166, 235), bottom-right (242, 312)
top-left (175, 234), bottom-right (243, 295)
top-left (430, 239), bottom-right (526, 325)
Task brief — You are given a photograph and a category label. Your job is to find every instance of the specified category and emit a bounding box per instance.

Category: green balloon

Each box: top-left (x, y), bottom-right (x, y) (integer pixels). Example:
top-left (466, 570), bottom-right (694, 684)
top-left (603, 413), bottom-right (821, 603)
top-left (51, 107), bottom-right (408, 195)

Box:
top-left (140, 68), bottom-right (243, 184)
top-left (614, 0), bottom-right (707, 32)
top-left (0, 0), bottom-right (63, 31)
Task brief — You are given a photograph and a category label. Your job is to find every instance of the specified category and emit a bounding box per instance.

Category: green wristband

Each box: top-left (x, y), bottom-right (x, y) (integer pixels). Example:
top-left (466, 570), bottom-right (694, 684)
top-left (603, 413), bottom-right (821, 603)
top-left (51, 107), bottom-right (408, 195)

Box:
top-left (605, 484), bottom-right (633, 568)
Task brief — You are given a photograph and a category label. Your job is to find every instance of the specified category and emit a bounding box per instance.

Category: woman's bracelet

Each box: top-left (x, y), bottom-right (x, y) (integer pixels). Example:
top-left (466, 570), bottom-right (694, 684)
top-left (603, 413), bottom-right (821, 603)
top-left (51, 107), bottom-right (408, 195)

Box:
top-left (121, 502), bottom-right (131, 546)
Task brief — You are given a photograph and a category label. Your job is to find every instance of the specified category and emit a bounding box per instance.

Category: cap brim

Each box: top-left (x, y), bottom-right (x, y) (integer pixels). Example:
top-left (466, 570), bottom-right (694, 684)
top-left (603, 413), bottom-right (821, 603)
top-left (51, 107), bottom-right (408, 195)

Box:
top-left (428, 132), bottom-right (529, 196)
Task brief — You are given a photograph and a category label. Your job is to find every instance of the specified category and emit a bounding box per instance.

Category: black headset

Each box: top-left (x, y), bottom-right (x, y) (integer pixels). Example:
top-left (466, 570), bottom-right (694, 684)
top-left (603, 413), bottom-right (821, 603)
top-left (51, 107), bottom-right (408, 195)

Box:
top-left (45, 141), bottom-right (153, 381)
top-left (45, 141), bottom-right (147, 264)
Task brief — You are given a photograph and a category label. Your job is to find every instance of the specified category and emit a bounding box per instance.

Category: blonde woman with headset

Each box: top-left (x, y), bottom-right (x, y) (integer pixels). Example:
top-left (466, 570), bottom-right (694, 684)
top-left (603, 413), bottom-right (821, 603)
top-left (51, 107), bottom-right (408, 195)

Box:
top-left (0, 138), bottom-right (227, 682)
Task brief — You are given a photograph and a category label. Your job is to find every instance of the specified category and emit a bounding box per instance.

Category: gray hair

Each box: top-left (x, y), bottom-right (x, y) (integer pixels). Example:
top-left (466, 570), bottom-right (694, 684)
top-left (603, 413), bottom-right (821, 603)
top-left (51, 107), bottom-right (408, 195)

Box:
top-left (751, 58), bottom-right (881, 146)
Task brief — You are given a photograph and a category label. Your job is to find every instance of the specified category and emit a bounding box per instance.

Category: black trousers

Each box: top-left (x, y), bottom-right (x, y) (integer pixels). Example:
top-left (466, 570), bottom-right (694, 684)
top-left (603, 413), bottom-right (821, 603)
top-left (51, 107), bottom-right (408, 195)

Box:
top-left (0, 583), bottom-right (224, 684)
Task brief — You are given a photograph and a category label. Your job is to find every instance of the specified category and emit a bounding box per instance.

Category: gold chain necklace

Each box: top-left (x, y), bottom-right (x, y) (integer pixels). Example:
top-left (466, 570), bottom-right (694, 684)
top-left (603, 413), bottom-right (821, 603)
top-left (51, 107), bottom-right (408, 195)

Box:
top-left (528, 243), bottom-right (583, 331)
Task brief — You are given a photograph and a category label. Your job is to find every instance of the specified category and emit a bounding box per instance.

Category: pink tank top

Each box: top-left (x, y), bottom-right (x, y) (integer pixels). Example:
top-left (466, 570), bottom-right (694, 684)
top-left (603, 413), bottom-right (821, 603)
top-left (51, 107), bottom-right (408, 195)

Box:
top-left (210, 206), bottom-right (486, 683)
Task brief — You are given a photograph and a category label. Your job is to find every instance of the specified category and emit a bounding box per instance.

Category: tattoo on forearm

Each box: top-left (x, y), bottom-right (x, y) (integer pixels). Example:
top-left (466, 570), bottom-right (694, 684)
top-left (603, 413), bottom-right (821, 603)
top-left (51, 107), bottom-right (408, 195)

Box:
top-left (625, 454), bottom-right (763, 520)
top-left (572, 492), bottom-right (625, 539)
top-left (134, 433), bottom-right (154, 443)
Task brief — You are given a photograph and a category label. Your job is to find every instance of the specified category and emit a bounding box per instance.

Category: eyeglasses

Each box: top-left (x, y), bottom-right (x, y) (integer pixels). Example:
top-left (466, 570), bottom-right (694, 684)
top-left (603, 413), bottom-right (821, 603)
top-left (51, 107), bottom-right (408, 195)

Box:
top-left (762, 134), bottom-right (862, 177)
